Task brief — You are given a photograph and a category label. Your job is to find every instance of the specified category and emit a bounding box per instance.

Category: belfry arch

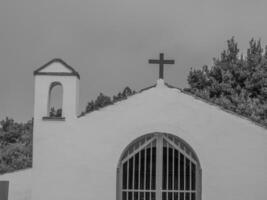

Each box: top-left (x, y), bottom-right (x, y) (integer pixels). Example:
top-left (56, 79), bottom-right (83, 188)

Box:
top-left (47, 81), bottom-right (63, 117)
top-left (117, 133), bottom-right (202, 200)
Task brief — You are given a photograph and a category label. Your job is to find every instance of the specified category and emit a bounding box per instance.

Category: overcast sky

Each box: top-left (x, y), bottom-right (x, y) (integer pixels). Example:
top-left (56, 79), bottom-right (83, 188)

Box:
top-left (1, 0), bottom-right (267, 122)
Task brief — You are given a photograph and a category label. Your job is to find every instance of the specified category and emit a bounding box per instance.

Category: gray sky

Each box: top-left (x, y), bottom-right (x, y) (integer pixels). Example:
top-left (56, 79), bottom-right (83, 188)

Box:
top-left (1, 0), bottom-right (267, 122)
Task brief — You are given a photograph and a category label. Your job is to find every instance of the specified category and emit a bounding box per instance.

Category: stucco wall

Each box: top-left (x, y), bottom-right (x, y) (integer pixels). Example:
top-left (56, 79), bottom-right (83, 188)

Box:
top-left (0, 170), bottom-right (32, 200)
top-left (33, 75), bottom-right (79, 120)
top-left (31, 84), bottom-right (267, 200)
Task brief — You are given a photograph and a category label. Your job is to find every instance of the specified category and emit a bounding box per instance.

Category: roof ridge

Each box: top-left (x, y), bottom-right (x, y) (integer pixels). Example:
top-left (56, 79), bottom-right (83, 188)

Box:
top-left (33, 58), bottom-right (80, 79)
top-left (78, 82), bottom-right (180, 118)
top-left (78, 82), bottom-right (267, 130)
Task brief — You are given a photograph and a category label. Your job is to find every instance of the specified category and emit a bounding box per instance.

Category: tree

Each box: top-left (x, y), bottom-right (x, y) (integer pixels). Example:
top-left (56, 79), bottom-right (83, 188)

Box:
top-left (122, 86), bottom-right (133, 98)
top-left (0, 118), bottom-right (33, 174)
top-left (94, 93), bottom-right (112, 109)
top-left (86, 101), bottom-right (95, 113)
top-left (1, 117), bottom-right (14, 132)
top-left (186, 37), bottom-right (267, 127)
top-left (83, 86), bottom-right (135, 114)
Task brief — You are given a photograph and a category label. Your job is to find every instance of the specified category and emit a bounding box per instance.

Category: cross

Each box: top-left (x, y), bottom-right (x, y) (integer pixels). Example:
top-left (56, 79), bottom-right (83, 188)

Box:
top-left (148, 53), bottom-right (175, 80)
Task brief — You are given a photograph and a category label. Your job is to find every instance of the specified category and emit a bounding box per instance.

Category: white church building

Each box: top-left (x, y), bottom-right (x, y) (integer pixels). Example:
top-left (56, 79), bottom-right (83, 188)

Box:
top-left (1, 58), bottom-right (267, 200)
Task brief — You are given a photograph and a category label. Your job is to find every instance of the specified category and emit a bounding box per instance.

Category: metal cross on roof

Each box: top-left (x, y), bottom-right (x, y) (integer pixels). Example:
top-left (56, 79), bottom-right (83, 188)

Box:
top-left (148, 53), bottom-right (175, 80)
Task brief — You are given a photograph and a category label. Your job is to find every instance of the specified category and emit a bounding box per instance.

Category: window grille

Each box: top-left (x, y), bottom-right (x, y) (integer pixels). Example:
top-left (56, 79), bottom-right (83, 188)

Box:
top-left (118, 133), bottom-right (201, 200)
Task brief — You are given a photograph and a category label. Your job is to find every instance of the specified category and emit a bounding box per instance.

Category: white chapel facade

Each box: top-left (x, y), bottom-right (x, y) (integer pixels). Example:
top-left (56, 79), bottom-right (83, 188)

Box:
top-left (1, 58), bottom-right (267, 200)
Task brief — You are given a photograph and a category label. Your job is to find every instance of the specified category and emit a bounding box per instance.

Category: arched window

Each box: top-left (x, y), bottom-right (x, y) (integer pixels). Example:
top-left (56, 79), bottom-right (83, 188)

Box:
top-left (47, 82), bottom-right (63, 117)
top-left (117, 133), bottom-right (201, 200)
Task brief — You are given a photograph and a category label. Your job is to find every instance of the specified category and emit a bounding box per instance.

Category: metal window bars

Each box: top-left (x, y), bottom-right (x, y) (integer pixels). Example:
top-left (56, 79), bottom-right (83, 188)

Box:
top-left (120, 133), bottom-right (199, 200)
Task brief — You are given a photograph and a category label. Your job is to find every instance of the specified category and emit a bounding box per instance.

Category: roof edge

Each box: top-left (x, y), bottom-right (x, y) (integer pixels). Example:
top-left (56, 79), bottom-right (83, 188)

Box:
top-left (78, 82), bottom-right (179, 118)
top-left (78, 81), bottom-right (267, 130)
top-left (33, 58), bottom-right (80, 79)
top-left (181, 89), bottom-right (267, 130)
top-left (0, 167), bottom-right (32, 176)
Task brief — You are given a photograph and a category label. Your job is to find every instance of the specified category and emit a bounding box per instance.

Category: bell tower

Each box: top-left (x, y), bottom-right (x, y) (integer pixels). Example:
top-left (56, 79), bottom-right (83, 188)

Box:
top-left (33, 58), bottom-right (80, 121)
top-left (32, 58), bottom-right (80, 200)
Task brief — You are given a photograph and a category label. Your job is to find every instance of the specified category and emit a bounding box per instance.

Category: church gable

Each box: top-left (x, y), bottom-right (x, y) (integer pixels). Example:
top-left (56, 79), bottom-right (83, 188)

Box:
top-left (2, 56), bottom-right (267, 200)
top-left (33, 58), bottom-right (80, 79)
top-left (79, 79), bottom-right (266, 130)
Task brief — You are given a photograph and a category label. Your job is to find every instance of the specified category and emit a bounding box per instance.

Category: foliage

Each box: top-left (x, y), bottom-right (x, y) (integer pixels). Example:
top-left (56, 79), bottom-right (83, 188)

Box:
top-left (186, 37), bottom-right (267, 127)
top-left (0, 118), bottom-right (33, 174)
top-left (80, 86), bottom-right (135, 116)
top-left (49, 107), bottom-right (62, 117)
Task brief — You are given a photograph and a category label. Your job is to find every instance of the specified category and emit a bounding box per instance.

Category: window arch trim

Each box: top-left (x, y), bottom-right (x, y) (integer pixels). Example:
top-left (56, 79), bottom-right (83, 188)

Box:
top-left (43, 81), bottom-right (65, 120)
top-left (116, 132), bottom-right (202, 200)
top-left (118, 132), bottom-right (201, 168)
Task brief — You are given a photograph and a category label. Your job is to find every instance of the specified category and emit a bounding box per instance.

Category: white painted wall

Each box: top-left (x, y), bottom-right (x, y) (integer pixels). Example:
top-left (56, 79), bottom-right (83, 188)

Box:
top-left (33, 75), bottom-right (79, 121)
top-left (32, 61), bottom-right (80, 199)
top-left (31, 82), bottom-right (267, 200)
top-left (2, 73), bottom-right (267, 200)
top-left (0, 170), bottom-right (32, 200)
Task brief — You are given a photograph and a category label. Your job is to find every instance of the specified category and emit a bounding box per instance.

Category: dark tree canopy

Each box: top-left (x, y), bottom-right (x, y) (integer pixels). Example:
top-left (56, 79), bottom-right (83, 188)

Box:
top-left (0, 118), bottom-right (33, 174)
top-left (80, 86), bottom-right (135, 116)
top-left (186, 37), bottom-right (267, 127)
